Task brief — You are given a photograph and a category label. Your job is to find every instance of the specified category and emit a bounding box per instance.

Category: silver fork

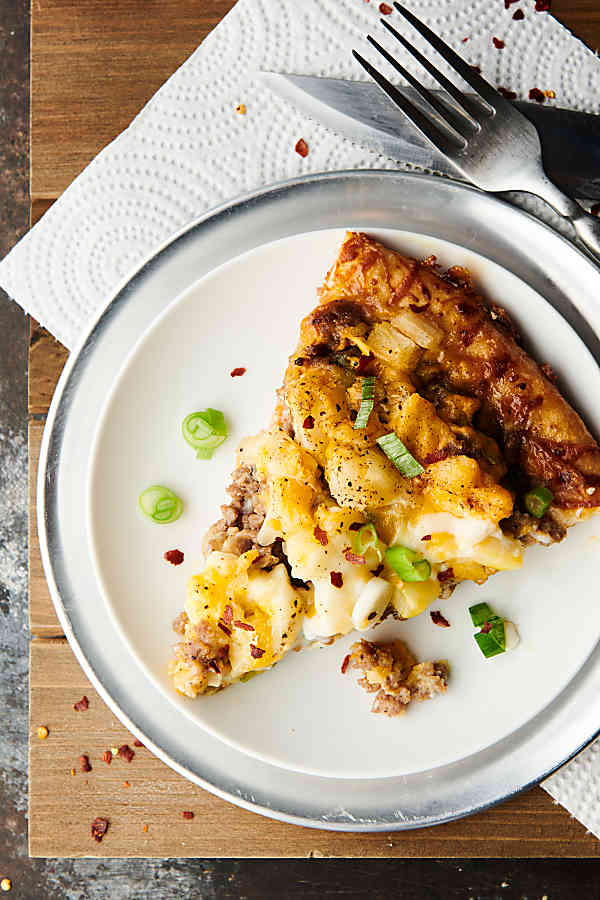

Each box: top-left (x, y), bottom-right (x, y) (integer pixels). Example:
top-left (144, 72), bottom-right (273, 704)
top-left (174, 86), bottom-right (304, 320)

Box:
top-left (353, 2), bottom-right (600, 262)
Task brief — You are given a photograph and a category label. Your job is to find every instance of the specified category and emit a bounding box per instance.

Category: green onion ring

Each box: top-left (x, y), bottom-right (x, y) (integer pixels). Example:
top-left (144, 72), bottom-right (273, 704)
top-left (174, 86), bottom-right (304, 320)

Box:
top-left (523, 485), bottom-right (553, 519)
top-left (385, 544), bottom-right (431, 582)
top-left (138, 485), bottom-right (183, 524)
top-left (182, 408), bottom-right (227, 460)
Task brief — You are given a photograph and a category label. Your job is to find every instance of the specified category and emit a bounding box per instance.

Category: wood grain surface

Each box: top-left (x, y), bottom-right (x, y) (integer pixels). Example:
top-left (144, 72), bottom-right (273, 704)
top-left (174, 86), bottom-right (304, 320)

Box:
top-left (29, 639), bottom-right (600, 859)
top-left (28, 0), bottom-right (600, 858)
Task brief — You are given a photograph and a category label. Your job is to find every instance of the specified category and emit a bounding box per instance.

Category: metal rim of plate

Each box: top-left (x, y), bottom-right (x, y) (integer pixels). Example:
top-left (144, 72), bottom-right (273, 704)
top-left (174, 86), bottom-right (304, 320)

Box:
top-left (38, 170), bottom-right (600, 832)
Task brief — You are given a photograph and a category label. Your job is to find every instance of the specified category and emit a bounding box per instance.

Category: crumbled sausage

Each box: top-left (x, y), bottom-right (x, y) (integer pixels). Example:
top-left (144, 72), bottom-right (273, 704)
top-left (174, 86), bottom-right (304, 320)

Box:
top-left (344, 639), bottom-right (448, 717)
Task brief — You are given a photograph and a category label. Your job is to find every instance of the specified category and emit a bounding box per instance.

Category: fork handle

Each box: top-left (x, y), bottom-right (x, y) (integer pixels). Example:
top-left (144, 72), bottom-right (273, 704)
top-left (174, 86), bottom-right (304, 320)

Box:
top-left (529, 174), bottom-right (600, 265)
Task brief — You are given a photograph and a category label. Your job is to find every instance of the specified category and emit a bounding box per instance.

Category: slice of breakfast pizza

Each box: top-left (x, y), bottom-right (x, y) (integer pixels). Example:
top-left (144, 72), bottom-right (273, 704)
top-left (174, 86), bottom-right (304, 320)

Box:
top-left (168, 232), bottom-right (600, 699)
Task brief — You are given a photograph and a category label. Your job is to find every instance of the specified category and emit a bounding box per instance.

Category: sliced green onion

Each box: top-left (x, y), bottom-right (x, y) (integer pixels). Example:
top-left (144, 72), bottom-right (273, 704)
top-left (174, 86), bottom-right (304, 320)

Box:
top-left (474, 629), bottom-right (506, 659)
top-left (376, 432), bottom-right (424, 478)
top-left (469, 602), bottom-right (496, 628)
top-left (523, 485), bottom-right (553, 519)
top-left (353, 376), bottom-right (375, 430)
top-left (385, 545), bottom-right (431, 582)
top-left (351, 522), bottom-right (385, 567)
top-left (470, 602), bottom-right (515, 659)
top-left (352, 523), bottom-right (377, 555)
top-left (138, 485), bottom-right (183, 524)
top-left (182, 408), bottom-right (227, 460)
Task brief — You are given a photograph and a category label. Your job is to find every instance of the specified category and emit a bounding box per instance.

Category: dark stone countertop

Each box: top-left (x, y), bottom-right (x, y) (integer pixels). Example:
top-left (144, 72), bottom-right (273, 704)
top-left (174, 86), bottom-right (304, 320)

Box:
top-left (0, 0), bottom-right (598, 896)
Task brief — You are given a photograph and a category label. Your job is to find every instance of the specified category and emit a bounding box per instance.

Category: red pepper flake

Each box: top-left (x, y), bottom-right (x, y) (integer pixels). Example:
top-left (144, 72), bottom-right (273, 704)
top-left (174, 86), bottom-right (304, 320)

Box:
top-left (481, 620), bottom-right (493, 634)
top-left (164, 548), bottom-right (184, 566)
top-left (430, 610), bottom-right (451, 628)
top-left (348, 521), bottom-right (363, 532)
top-left (295, 138), bottom-right (309, 158)
top-left (250, 644), bottom-right (266, 659)
top-left (498, 86), bottom-right (517, 100)
top-left (182, 810), bottom-right (195, 820)
top-left (356, 354), bottom-right (375, 375)
top-left (528, 87), bottom-right (546, 103)
top-left (330, 571), bottom-right (343, 588)
top-left (423, 448), bottom-right (450, 466)
top-left (101, 750), bottom-right (112, 765)
top-left (513, 8), bottom-right (525, 18)
top-left (504, 0), bottom-right (519, 6)
top-left (314, 525), bottom-right (328, 546)
top-left (91, 817), bottom-right (109, 843)
top-left (461, 36), bottom-right (469, 42)
top-left (208, 659), bottom-right (221, 673)
top-left (118, 744), bottom-right (135, 763)
top-left (344, 548), bottom-right (366, 565)
top-left (341, 654), bottom-right (350, 674)
top-left (230, 366), bottom-right (246, 377)
top-left (421, 534), bottom-right (432, 541)
top-left (303, 415), bottom-right (315, 429)
top-left (534, 0), bottom-right (550, 10)
top-left (218, 621), bottom-right (232, 637)
top-left (492, 37), bottom-right (505, 49)
top-left (379, 2), bottom-right (393, 12)
top-left (222, 604), bottom-right (233, 625)
top-left (234, 619), bottom-right (255, 632)
top-left (123, 780), bottom-right (130, 788)
top-left (437, 567), bottom-right (455, 583)
top-left (143, 824), bottom-right (149, 833)
top-left (79, 754), bottom-right (92, 773)
top-left (133, 739), bottom-right (144, 748)
top-left (73, 695), bottom-right (89, 712)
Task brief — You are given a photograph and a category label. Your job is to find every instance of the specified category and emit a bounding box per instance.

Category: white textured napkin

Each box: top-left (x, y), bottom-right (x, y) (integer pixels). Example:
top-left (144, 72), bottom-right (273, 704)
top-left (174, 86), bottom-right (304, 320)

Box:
top-left (3, 0), bottom-right (600, 833)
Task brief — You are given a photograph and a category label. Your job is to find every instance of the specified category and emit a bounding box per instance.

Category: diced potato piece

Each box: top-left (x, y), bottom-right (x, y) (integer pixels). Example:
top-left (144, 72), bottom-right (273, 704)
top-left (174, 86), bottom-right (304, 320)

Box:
top-left (469, 536), bottom-right (522, 571)
top-left (392, 580), bottom-right (441, 619)
top-left (326, 444), bottom-right (406, 509)
top-left (367, 322), bottom-right (422, 372)
top-left (449, 559), bottom-right (491, 584)
top-left (392, 309), bottom-right (443, 349)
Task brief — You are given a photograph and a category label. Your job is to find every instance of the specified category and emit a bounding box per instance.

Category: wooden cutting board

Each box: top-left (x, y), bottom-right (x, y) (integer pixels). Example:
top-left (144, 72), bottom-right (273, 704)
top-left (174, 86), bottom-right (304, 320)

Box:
top-left (28, 0), bottom-right (600, 858)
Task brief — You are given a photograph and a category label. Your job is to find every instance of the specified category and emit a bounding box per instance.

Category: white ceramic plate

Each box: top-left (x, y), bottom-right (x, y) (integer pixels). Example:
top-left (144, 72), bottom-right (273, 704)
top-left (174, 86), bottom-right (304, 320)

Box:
top-left (40, 172), bottom-right (600, 829)
top-left (88, 226), bottom-right (600, 779)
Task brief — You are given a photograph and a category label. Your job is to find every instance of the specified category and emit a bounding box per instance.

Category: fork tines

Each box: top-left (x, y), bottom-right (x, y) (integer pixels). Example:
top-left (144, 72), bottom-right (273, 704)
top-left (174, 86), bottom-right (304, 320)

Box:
top-left (353, 2), bottom-right (511, 153)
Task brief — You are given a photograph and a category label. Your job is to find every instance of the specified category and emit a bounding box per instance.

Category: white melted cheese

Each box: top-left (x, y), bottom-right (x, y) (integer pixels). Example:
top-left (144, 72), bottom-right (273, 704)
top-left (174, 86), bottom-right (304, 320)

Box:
top-left (393, 511), bottom-right (522, 569)
top-left (284, 528), bottom-right (371, 641)
top-left (405, 512), bottom-right (497, 558)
